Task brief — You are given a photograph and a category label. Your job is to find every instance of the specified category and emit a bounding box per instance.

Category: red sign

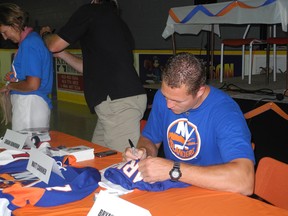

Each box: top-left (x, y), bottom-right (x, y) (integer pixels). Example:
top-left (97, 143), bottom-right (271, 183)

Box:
top-left (57, 74), bottom-right (84, 92)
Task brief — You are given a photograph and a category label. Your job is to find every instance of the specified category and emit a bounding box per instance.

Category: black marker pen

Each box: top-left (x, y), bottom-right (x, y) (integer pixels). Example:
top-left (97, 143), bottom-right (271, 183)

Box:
top-left (128, 139), bottom-right (136, 156)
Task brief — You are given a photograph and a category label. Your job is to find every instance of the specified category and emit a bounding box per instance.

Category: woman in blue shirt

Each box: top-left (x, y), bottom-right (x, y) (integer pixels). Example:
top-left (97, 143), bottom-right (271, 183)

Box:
top-left (0, 3), bottom-right (53, 131)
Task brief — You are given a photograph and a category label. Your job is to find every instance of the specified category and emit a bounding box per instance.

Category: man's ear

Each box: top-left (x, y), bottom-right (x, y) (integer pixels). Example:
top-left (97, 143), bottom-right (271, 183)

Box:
top-left (196, 86), bottom-right (206, 98)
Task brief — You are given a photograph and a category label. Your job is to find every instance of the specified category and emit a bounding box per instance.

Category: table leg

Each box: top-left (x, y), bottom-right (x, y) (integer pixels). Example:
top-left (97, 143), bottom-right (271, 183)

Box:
top-left (266, 43), bottom-right (270, 85)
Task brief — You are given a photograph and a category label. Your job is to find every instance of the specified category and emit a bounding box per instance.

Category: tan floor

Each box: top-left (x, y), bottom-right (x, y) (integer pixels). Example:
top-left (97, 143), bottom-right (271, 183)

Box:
top-left (49, 100), bottom-right (97, 141)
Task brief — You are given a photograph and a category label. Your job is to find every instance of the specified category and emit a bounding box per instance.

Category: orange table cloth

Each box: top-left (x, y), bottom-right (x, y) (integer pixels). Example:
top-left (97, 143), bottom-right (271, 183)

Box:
top-left (13, 131), bottom-right (288, 216)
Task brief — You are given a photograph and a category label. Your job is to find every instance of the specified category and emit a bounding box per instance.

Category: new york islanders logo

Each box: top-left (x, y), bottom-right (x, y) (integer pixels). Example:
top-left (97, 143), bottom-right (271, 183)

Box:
top-left (167, 118), bottom-right (201, 160)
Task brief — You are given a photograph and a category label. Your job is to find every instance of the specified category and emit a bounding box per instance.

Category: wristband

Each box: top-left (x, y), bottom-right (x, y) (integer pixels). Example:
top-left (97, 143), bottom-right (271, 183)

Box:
top-left (5, 82), bottom-right (10, 91)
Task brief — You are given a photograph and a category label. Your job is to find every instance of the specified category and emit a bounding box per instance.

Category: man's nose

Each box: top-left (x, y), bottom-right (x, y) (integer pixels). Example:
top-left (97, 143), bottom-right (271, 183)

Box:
top-left (166, 99), bottom-right (175, 109)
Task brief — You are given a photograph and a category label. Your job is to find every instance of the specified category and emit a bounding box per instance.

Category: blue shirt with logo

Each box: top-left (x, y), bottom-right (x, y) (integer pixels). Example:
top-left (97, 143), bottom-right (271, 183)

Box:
top-left (142, 86), bottom-right (255, 165)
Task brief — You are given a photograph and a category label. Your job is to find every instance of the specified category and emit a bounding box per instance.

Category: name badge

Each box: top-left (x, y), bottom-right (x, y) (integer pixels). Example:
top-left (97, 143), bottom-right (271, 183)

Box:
top-left (0, 129), bottom-right (28, 150)
top-left (27, 148), bottom-right (64, 184)
top-left (88, 190), bottom-right (151, 216)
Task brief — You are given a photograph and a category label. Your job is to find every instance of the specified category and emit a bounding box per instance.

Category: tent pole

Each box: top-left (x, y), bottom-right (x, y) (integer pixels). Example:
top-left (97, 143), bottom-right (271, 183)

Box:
top-left (206, 30), bottom-right (211, 79)
top-left (172, 33), bottom-right (176, 55)
top-left (210, 24), bottom-right (215, 79)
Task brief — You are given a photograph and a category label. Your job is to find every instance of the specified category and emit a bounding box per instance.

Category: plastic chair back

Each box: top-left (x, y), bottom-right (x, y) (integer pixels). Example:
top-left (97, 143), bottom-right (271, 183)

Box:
top-left (254, 157), bottom-right (288, 210)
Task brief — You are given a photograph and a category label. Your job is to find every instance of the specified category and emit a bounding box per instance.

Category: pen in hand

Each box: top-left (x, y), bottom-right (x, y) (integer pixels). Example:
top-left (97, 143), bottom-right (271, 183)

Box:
top-left (128, 139), bottom-right (137, 156)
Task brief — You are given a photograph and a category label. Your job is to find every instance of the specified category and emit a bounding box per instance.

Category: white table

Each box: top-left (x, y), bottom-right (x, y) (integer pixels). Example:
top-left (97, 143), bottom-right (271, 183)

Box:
top-left (162, 0), bottom-right (288, 83)
top-left (162, 0), bottom-right (288, 39)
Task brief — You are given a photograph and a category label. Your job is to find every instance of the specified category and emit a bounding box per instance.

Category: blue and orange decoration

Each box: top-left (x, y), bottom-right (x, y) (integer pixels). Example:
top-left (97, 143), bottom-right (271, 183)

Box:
top-left (169, 0), bottom-right (276, 24)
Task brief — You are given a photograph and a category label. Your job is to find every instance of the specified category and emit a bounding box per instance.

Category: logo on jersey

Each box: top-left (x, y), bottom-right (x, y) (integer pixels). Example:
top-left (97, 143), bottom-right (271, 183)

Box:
top-left (112, 160), bottom-right (143, 183)
top-left (167, 118), bottom-right (201, 160)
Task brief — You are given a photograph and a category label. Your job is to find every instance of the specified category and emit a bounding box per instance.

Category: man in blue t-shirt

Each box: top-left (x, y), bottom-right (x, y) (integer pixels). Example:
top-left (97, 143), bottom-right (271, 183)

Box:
top-left (123, 52), bottom-right (255, 196)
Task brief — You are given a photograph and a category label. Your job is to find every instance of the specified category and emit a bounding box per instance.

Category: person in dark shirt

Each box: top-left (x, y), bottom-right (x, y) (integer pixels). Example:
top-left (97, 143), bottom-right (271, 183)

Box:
top-left (41, 0), bottom-right (147, 152)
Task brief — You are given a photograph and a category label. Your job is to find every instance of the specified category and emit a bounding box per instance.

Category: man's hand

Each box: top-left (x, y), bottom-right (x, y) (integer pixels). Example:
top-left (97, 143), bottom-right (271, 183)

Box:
top-left (40, 26), bottom-right (53, 37)
top-left (138, 157), bottom-right (173, 183)
top-left (123, 147), bottom-right (147, 162)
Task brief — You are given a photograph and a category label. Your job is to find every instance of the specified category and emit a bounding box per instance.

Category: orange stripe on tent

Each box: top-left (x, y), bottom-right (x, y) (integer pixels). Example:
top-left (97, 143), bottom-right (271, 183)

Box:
top-left (217, 2), bottom-right (238, 16)
top-left (237, 1), bottom-right (259, 9)
top-left (217, 1), bottom-right (263, 17)
top-left (169, 9), bottom-right (180, 23)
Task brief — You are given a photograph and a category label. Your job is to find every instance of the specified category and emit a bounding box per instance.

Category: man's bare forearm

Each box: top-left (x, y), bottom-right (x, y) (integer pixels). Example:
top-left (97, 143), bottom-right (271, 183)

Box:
top-left (41, 27), bottom-right (83, 73)
top-left (55, 51), bottom-right (83, 73)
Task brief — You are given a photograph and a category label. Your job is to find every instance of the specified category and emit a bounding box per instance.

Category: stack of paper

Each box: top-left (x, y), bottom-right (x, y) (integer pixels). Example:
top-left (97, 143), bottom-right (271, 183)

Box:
top-left (59, 145), bottom-right (95, 162)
